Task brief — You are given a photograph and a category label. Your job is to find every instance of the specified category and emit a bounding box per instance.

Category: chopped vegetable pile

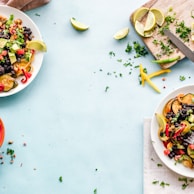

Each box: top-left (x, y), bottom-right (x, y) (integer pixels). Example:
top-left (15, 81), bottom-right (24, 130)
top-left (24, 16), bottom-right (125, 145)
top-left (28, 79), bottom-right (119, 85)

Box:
top-left (156, 93), bottom-right (194, 168)
top-left (0, 14), bottom-right (35, 92)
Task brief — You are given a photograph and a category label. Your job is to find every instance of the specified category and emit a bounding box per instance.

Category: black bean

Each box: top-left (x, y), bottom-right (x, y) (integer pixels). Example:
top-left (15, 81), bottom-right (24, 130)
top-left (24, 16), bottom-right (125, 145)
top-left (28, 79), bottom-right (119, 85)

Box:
top-left (0, 66), bottom-right (5, 75)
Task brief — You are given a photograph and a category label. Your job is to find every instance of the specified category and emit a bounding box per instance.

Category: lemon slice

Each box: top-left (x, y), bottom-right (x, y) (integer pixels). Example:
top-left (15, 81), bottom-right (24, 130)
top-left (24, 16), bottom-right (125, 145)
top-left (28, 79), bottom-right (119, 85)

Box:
top-left (133, 7), bottom-right (149, 23)
top-left (113, 27), bottom-right (129, 40)
top-left (70, 17), bottom-right (89, 31)
top-left (134, 20), bottom-right (145, 36)
top-left (150, 8), bottom-right (165, 26)
top-left (26, 40), bottom-right (47, 52)
top-left (134, 20), bottom-right (153, 37)
top-left (155, 113), bottom-right (166, 131)
top-left (144, 11), bottom-right (156, 31)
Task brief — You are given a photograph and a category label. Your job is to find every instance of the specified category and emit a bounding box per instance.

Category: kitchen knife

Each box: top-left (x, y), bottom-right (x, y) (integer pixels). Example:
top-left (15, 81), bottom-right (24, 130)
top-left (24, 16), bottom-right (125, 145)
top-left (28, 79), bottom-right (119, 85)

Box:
top-left (164, 29), bottom-right (194, 62)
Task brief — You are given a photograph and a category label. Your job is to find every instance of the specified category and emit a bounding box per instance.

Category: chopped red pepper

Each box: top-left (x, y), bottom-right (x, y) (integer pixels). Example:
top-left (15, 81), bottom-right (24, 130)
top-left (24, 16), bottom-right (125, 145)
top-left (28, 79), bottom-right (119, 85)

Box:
top-left (173, 123), bottom-right (186, 138)
top-left (16, 49), bottom-right (25, 55)
top-left (189, 144), bottom-right (194, 150)
top-left (177, 150), bottom-right (185, 155)
top-left (1, 50), bottom-right (7, 56)
top-left (31, 49), bottom-right (35, 54)
top-left (21, 69), bottom-right (32, 84)
top-left (165, 123), bottom-right (170, 137)
top-left (0, 84), bottom-right (4, 92)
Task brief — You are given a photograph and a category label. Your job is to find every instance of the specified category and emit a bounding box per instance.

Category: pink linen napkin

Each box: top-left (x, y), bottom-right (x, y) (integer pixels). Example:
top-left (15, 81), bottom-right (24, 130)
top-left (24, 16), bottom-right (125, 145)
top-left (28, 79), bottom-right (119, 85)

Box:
top-left (144, 118), bottom-right (194, 194)
top-left (0, 0), bottom-right (50, 11)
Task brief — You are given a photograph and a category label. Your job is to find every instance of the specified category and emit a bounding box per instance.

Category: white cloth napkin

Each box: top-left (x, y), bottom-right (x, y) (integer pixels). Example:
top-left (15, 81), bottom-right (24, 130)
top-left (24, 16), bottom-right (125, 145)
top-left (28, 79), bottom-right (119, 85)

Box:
top-left (143, 118), bottom-right (194, 194)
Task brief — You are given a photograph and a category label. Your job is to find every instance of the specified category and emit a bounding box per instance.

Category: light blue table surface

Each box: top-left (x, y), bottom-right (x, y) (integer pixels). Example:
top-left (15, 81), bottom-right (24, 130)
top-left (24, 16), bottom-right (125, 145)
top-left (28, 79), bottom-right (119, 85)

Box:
top-left (1, 0), bottom-right (194, 193)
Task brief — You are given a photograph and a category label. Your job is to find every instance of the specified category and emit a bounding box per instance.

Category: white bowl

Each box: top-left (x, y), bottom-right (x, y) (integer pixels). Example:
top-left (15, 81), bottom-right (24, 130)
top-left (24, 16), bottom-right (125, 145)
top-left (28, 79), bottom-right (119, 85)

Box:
top-left (151, 84), bottom-right (194, 178)
top-left (0, 5), bottom-right (44, 97)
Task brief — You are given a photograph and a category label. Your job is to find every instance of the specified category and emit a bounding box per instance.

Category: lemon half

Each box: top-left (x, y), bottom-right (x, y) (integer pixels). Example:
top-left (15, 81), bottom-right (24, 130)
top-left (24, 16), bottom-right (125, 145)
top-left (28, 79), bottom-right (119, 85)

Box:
top-left (70, 17), bottom-right (89, 31)
top-left (113, 27), bottom-right (129, 40)
top-left (26, 40), bottom-right (47, 52)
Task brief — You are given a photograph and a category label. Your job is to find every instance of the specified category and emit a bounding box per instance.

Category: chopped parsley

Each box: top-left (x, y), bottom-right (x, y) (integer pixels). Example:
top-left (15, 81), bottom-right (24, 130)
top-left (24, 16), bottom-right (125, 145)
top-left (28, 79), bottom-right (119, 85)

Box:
top-left (159, 41), bottom-right (174, 56)
top-left (105, 86), bottom-right (109, 92)
top-left (133, 41), bottom-right (148, 58)
top-left (109, 51), bottom-right (115, 57)
top-left (152, 180), bottom-right (170, 187)
top-left (179, 75), bottom-right (186, 81)
top-left (59, 176), bottom-right (63, 182)
top-left (152, 180), bottom-right (159, 184)
top-left (160, 181), bottom-right (170, 188)
top-left (94, 188), bottom-right (97, 194)
top-left (175, 21), bottom-right (191, 42)
top-left (178, 177), bottom-right (194, 190)
top-left (125, 43), bottom-right (133, 53)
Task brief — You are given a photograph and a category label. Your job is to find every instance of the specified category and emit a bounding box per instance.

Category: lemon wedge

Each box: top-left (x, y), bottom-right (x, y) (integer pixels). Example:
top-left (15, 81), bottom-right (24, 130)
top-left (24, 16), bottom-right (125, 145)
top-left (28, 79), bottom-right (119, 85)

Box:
top-left (113, 27), bottom-right (129, 40)
top-left (155, 113), bottom-right (166, 131)
top-left (144, 11), bottom-right (156, 31)
top-left (133, 7), bottom-right (149, 23)
top-left (26, 40), bottom-right (47, 52)
top-left (134, 20), bottom-right (145, 36)
top-left (134, 20), bottom-right (153, 37)
top-left (150, 8), bottom-right (165, 26)
top-left (70, 17), bottom-right (89, 31)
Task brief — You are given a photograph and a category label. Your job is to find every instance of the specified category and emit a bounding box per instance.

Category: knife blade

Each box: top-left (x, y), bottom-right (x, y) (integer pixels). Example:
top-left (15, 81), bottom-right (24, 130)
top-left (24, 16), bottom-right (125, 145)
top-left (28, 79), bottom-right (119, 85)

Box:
top-left (164, 29), bottom-right (194, 62)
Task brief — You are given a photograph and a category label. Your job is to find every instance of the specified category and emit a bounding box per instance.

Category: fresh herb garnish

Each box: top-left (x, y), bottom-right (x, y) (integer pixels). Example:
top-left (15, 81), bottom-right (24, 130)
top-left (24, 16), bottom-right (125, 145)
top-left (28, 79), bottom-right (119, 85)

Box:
top-left (109, 51), bottom-right (115, 57)
top-left (59, 176), bottom-right (63, 182)
top-left (178, 177), bottom-right (192, 190)
top-left (125, 43), bottom-right (133, 53)
top-left (179, 75), bottom-right (186, 81)
top-left (133, 41), bottom-right (148, 58)
top-left (152, 180), bottom-right (170, 187)
top-left (159, 41), bottom-right (174, 56)
top-left (160, 181), bottom-right (170, 188)
top-left (157, 163), bottom-right (163, 167)
top-left (152, 180), bottom-right (159, 184)
top-left (105, 86), bottom-right (109, 92)
top-left (175, 21), bottom-right (191, 42)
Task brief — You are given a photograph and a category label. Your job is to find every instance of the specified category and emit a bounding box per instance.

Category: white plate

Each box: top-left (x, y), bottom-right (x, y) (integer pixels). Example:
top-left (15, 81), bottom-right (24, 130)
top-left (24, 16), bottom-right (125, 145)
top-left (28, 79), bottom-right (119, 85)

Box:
top-left (151, 84), bottom-right (194, 178)
top-left (0, 5), bottom-right (44, 97)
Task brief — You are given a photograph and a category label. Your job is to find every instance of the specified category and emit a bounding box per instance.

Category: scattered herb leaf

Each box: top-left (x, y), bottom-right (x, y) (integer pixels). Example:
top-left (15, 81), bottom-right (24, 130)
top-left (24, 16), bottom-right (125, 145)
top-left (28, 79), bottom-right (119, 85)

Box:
top-left (59, 176), bottom-right (63, 182)
top-left (160, 181), bottom-right (170, 188)
top-left (105, 86), bottom-right (109, 92)
top-left (179, 75), bottom-right (186, 81)
top-left (157, 163), bottom-right (163, 167)
top-left (94, 188), bottom-right (97, 194)
top-left (109, 51), bottom-right (115, 57)
top-left (125, 43), bottom-right (132, 53)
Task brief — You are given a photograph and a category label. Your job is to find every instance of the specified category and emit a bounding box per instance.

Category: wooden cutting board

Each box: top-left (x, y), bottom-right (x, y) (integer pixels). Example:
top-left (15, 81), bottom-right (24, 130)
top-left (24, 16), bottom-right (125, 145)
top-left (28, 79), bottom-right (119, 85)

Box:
top-left (130, 0), bottom-right (194, 69)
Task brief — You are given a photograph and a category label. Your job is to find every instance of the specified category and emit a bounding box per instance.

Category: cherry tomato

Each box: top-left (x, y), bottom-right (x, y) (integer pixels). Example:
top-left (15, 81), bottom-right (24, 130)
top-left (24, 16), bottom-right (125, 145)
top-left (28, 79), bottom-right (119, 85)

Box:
top-left (164, 149), bottom-right (170, 155)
